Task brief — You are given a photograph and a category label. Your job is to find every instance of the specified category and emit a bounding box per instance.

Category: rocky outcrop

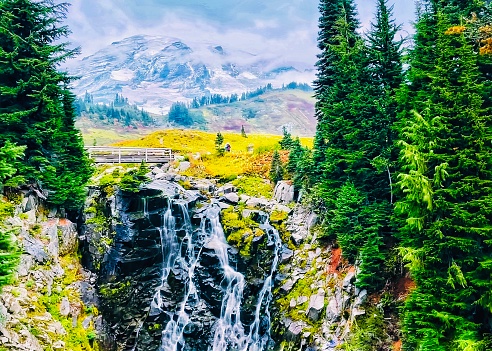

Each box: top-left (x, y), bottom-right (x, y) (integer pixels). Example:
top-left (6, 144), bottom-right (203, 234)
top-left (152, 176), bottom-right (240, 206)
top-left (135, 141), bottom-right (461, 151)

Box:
top-left (270, 205), bottom-right (366, 351)
top-left (0, 191), bottom-right (99, 351)
top-left (80, 176), bottom-right (282, 351)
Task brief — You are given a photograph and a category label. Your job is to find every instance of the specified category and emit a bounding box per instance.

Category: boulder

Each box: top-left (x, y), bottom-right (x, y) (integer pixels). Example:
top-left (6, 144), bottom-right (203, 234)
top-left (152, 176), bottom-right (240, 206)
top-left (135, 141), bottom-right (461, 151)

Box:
top-left (273, 181), bottom-right (295, 204)
top-left (22, 234), bottom-right (48, 263)
top-left (272, 204), bottom-right (292, 214)
top-left (307, 289), bottom-right (325, 322)
top-left (177, 161), bottom-right (191, 172)
top-left (326, 297), bottom-right (341, 322)
top-left (223, 193), bottom-right (239, 204)
top-left (343, 271), bottom-right (356, 292)
top-left (59, 297), bottom-right (70, 317)
top-left (286, 321), bottom-right (305, 340)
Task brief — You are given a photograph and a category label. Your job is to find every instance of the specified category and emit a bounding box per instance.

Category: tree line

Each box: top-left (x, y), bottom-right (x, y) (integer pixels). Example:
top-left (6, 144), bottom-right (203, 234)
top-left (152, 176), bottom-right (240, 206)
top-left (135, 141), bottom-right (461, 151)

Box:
top-left (282, 0), bottom-right (492, 349)
top-left (76, 92), bottom-right (154, 127)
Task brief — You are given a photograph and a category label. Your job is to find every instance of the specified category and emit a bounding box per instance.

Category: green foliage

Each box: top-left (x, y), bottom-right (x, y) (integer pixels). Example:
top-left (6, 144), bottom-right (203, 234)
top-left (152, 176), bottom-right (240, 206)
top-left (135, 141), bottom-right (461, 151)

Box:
top-left (119, 161), bottom-right (150, 193)
top-left (231, 176), bottom-right (273, 198)
top-left (395, 5), bottom-right (492, 349)
top-left (0, 141), bottom-right (25, 187)
top-left (215, 132), bottom-right (225, 156)
top-left (221, 207), bottom-right (263, 257)
top-left (168, 101), bottom-right (193, 126)
top-left (0, 0), bottom-right (93, 209)
top-left (269, 150), bottom-right (284, 184)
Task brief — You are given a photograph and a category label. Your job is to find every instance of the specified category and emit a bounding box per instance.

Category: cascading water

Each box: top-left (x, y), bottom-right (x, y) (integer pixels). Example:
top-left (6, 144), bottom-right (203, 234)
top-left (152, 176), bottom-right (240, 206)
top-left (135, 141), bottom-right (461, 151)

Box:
top-left (118, 182), bottom-right (283, 351)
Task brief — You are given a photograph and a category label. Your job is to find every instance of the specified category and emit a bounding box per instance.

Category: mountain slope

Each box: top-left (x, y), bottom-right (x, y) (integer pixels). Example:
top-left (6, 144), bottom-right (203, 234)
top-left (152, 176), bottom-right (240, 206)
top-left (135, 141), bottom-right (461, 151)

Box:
top-left (68, 35), bottom-right (315, 114)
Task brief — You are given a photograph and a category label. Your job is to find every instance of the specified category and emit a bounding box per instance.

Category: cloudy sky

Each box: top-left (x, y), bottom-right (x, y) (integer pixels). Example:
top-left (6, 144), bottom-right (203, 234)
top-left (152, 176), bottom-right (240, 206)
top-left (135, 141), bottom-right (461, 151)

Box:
top-left (65, 0), bottom-right (416, 65)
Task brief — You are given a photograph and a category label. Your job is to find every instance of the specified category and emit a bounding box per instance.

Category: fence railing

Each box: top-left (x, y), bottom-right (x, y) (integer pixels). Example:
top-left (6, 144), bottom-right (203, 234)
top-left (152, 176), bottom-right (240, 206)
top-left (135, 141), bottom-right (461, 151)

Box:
top-left (86, 147), bottom-right (173, 164)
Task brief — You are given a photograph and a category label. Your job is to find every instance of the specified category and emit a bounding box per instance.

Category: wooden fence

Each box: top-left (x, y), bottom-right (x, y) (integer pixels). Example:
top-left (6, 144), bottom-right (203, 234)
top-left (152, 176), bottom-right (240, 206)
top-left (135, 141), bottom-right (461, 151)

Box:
top-left (86, 147), bottom-right (173, 164)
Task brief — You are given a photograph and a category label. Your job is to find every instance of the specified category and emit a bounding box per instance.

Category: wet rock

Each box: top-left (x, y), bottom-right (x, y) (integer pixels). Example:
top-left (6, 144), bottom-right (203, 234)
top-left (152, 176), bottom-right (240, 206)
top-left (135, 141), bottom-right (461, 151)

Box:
top-left (217, 202), bottom-right (232, 210)
top-left (307, 289), bottom-right (325, 322)
top-left (245, 197), bottom-right (270, 209)
top-left (281, 247), bottom-right (294, 263)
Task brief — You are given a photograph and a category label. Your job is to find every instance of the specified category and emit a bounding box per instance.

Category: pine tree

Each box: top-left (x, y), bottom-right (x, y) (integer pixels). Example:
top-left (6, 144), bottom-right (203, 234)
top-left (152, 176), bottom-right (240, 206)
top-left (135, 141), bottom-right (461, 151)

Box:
top-left (215, 132), bottom-right (225, 156)
top-left (0, 0), bottom-right (92, 209)
top-left (240, 125), bottom-right (247, 138)
top-left (313, 0), bottom-right (360, 171)
top-left (396, 8), bottom-right (492, 349)
top-left (269, 150), bottom-right (284, 184)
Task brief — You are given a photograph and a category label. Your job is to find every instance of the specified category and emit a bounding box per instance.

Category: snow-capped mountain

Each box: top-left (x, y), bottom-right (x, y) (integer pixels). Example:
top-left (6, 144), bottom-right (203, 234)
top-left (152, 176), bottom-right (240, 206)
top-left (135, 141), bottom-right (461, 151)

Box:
top-left (67, 35), bottom-right (315, 114)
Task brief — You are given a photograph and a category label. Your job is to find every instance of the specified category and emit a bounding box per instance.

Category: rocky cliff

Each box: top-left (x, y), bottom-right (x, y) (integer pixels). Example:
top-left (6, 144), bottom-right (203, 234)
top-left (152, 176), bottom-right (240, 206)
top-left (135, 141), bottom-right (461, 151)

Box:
top-left (0, 169), bottom-right (400, 351)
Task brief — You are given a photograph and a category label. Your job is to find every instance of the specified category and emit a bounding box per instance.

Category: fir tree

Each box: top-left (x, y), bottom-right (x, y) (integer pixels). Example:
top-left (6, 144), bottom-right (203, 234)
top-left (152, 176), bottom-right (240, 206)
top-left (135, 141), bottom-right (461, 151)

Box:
top-left (396, 8), bottom-right (492, 349)
top-left (0, 0), bottom-right (92, 209)
top-left (241, 125), bottom-right (247, 138)
top-left (269, 150), bottom-right (284, 184)
top-left (313, 0), bottom-right (360, 170)
top-left (215, 132), bottom-right (225, 156)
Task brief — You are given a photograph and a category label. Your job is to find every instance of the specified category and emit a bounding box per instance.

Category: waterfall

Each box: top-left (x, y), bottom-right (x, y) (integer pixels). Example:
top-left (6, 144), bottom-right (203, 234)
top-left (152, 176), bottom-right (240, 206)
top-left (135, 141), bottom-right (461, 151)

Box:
top-left (129, 190), bottom-right (282, 351)
top-left (160, 203), bottom-right (201, 351)
top-left (208, 205), bottom-right (282, 351)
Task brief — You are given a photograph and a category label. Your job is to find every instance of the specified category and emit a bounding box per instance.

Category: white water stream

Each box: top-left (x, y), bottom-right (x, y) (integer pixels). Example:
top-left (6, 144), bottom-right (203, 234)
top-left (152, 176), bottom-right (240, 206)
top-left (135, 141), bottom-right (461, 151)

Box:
top-left (134, 197), bottom-right (282, 351)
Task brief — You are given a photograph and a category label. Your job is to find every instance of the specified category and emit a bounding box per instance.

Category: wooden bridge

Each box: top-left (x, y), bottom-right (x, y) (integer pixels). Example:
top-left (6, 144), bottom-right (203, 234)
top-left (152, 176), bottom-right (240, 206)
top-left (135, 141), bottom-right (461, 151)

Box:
top-left (86, 147), bottom-right (173, 164)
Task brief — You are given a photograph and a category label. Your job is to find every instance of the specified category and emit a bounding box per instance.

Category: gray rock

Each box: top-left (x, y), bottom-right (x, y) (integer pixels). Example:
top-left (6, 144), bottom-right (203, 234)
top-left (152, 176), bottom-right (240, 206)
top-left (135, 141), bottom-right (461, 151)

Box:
top-left (281, 279), bottom-right (297, 292)
top-left (57, 220), bottom-right (78, 256)
top-left (281, 248), bottom-right (294, 263)
top-left (352, 308), bottom-right (366, 317)
top-left (24, 195), bottom-right (37, 212)
top-left (354, 289), bottom-right (368, 307)
top-left (22, 234), bottom-right (48, 263)
top-left (217, 184), bottom-right (236, 195)
top-left (286, 321), bottom-right (305, 340)
top-left (239, 194), bottom-right (251, 203)
top-left (307, 289), bottom-right (325, 321)
top-left (343, 271), bottom-right (356, 291)
top-left (53, 340), bottom-right (66, 350)
top-left (273, 181), bottom-right (295, 204)
top-left (290, 298), bottom-right (297, 308)
top-left (297, 296), bottom-right (309, 305)
top-left (217, 202), bottom-right (232, 210)
top-left (245, 197), bottom-right (270, 209)
top-left (223, 193), bottom-right (239, 204)
top-left (272, 204), bottom-right (292, 214)
top-left (82, 316), bottom-right (93, 329)
top-left (18, 255), bottom-right (34, 277)
top-left (177, 161), bottom-right (191, 172)
top-left (326, 297), bottom-right (341, 322)
top-left (291, 234), bottom-right (303, 246)
top-left (59, 297), bottom-right (70, 317)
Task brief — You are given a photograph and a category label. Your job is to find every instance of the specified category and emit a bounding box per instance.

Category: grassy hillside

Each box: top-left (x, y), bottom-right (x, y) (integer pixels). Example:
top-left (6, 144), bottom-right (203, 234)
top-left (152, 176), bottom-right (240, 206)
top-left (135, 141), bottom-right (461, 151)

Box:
top-left (196, 90), bottom-right (316, 136)
top-left (114, 129), bottom-right (313, 180)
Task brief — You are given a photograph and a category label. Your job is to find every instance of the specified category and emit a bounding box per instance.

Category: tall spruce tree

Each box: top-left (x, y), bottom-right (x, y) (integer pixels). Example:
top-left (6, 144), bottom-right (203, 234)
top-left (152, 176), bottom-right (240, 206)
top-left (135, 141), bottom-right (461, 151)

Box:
top-left (0, 0), bottom-right (92, 209)
top-left (396, 7), bottom-right (492, 349)
top-left (313, 0), bottom-right (360, 173)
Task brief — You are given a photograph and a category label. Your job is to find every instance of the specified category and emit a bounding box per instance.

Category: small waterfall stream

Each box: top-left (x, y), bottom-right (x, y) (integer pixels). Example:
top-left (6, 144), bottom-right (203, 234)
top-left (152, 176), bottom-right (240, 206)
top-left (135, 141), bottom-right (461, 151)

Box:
top-left (119, 183), bottom-right (283, 351)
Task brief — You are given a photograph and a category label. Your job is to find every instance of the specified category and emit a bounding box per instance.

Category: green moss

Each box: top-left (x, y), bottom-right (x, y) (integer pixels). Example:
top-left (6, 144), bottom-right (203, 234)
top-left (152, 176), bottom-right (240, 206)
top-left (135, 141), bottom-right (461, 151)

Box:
top-left (221, 207), bottom-right (263, 257)
top-left (99, 281), bottom-right (131, 300)
top-left (28, 224), bottom-right (42, 237)
top-left (231, 176), bottom-right (273, 198)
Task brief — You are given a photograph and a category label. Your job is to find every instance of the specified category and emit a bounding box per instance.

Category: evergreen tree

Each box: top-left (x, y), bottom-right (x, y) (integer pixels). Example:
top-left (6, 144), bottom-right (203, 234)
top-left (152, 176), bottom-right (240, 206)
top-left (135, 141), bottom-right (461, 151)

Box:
top-left (215, 132), bottom-right (224, 156)
top-left (396, 8), bottom-right (492, 349)
top-left (313, 0), bottom-right (360, 170)
top-left (0, 0), bottom-right (92, 209)
top-left (269, 150), bottom-right (284, 184)
top-left (241, 125), bottom-right (247, 138)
